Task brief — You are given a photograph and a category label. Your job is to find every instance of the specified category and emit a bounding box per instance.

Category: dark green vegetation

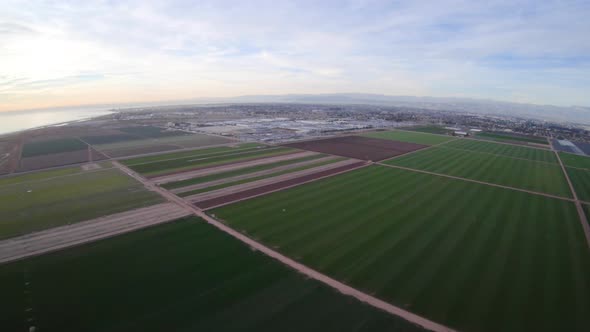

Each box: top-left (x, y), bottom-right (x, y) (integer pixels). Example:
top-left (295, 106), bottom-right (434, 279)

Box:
top-left (123, 143), bottom-right (262, 166)
top-left (445, 139), bottom-right (556, 163)
top-left (163, 153), bottom-right (329, 189)
top-left (0, 168), bottom-right (162, 239)
top-left (560, 152), bottom-right (590, 169)
top-left (119, 125), bottom-right (189, 138)
top-left (385, 146), bottom-right (571, 197)
top-left (0, 166), bottom-right (83, 186)
top-left (178, 157), bottom-right (346, 197)
top-left (566, 167), bottom-right (590, 202)
top-left (213, 165), bottom-right (590, 332)
top-left (362, 130), bottom-right (454, 145)
top-left (80, 134), bottom-right (138, 145)
top-left (125, 145), bottom-right (296, 177)
top-left (476, 132), bottom-right (548, 145)
top-left (0, 217), bottom-right (423, 332)
top-left (402, 126), bottom-right (453, 135)
top-left (21, 138), bottom-right (87, 157)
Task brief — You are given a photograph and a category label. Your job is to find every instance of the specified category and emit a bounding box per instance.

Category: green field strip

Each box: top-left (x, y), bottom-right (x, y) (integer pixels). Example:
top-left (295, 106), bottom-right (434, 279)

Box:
top-left (0, 166), bottom-right (83, 186)
top-left (0, 217), bottom-right (424, 332)
top-left (212, 165), bottom-right (590, 332)
top-left (384, 146), bottom-right (571, 198)
top-left (402, 126), bottom-right (454, 135)
top-left (476, 132), bottom-right (548, 145)
top-left (178, 157), bottom-right (346, 197)
top-left (122, 143), bottom-right (262, 166)
top-left (444, 139), bottom-right (557, 163)
top-left (163, 153), bottom-right (328, 190)
top-left (21, 138), bottom-right (88, 157)
top-left (362, 130), bottom-right (455, 145)
top-left (560, 152), bottom-right (590, 170)
top-left (94, 134), bottom-right (235, 153)
top-left (566, 167), bottom-right (590, 202)
top-left (128, 147), bottom-right (297, 176)
top-left (0, 168), bottom-right (163, 240)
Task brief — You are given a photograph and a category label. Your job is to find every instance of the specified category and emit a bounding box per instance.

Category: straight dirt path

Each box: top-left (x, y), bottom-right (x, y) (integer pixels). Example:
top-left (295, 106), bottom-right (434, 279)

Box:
top-left (553, 146), bottom-right (590, 249)
top-left (377, 162), bottom-right (575, 202)
top-left (112, 161), bottom-right (455, 332)
top-left (0, 203), bottom-right (190, 264)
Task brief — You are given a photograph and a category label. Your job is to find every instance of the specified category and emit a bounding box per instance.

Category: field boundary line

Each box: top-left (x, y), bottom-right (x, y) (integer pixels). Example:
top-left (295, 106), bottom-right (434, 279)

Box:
top-left (379, 137), bottom-right (459, 163)
top-left (113, 160), bottom-right (455, 332)
top-left (377, 163), bottom-right (575, 202)
top-left (199, 161), bottom-right (369, 210)
top-left (435, 145), bottom-right (559, 166)
top-left (391, 128), bottom-right (551, 150)
top-left (554, 148), bottom-right (590, 249)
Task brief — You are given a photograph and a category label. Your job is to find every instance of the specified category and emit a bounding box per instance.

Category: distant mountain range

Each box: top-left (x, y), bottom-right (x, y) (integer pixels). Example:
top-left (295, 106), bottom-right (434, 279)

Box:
top-left (213, 93), bottom-right (590, 124)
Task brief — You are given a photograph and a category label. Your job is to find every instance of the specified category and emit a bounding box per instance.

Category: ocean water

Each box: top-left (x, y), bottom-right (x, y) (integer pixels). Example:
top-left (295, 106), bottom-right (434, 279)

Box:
top-left (0, 107), bottom-right (113, 136)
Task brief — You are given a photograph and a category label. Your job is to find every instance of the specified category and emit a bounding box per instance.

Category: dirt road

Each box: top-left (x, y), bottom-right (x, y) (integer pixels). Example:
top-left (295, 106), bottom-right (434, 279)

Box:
top-left (113, 161), bottom-right (454, 332)
top-left (0, 203), bottom-right (190, 264)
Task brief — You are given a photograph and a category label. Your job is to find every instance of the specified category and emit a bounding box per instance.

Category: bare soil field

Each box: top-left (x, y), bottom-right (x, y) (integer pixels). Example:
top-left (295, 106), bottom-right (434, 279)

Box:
top-left (283, 136), bottom-right (427, 161)
top-left (196, 161), bottom-right (367, 209)
top-left (0, 203), bottom-right (189, 264)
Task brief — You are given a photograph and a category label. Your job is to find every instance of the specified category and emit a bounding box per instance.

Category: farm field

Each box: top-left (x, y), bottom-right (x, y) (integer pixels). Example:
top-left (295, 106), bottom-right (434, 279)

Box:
top-left (566, 167), bottom-right (590, 202)
top-left (283, 136), bottom-right (427, 161)
top-left (385, 146), bottom-right (571, 197)
top-left (94, 133), bottom-right (234, 157)
top-left (163, 153), bottom-right (328, 189)
top-left (0, 217), bottom-right (423, 332)
top-left (0, 165), bottom-right (84, 186)
top-left (0, 168), bottom-right (163, 240)
top-left (176, 156), bottom-right (345, 197)
top-left (125, 145), bottom-right (297, 177)
top-left (362, 130), bottom-right (455, 145)
top-left (118, 125), bottom-right (190, 138)
top-left (560, 152), bottom-right (590, 169)
top-left (475, 132), bottom-right (548, 145)
top-left (445, 139), bottom-right (557, 163)
top-left (212, 165), bottom-right (590, 332)
top-left (18, 148), bottom-right (108, 172)
top-left (21, 138), bottom-right (87, 157)
top-left (401, 126), bottom-right (453, 135)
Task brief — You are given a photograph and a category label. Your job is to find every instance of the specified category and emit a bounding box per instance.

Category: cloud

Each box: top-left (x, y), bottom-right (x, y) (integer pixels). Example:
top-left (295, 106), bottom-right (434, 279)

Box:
top-left (0, 0), bottom-right (589, 111)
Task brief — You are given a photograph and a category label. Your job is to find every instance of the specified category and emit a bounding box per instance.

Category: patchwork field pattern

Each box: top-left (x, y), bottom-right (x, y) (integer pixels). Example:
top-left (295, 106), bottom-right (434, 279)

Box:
top-left (124, 144), bottom-right (296, 177)
top-left (385, 146), bottom-right (571, 197)
top-left (0, 218), bottom-right (424, 332)
top-left (283, 136), bottom-right (427, 161)
top-left (444, 139), bottom-right (557, 163)
top-left (212, 165), bottom-right (590, 332)
top-left (362, 130), bottom-right (455, 145)
top-left (0, 168), bottom-right (163, 240)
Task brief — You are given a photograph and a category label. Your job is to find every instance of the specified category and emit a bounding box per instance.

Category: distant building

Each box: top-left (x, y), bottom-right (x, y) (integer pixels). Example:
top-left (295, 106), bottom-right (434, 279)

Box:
top-left (454, 131), bottom-right (468, 137)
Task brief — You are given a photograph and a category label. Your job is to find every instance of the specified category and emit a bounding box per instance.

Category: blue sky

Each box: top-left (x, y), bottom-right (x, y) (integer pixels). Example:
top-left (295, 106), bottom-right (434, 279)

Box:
top-left (0, 0), bottom-right (589, 111)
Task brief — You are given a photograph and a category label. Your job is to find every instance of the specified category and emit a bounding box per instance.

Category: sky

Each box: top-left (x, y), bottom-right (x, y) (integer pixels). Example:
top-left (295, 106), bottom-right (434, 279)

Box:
top-left (1, 0), bottom-right (589, 112)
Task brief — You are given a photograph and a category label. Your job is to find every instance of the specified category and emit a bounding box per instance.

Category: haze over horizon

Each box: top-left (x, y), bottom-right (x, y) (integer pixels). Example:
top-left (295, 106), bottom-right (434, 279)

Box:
top-left (1, 0), bottom-right (589, 112)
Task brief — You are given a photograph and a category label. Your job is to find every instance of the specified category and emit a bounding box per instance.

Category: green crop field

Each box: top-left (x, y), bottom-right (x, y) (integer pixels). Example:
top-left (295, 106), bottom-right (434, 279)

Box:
top-left (0, 217), bottom-right (423, 332)
top-left (123, 143), bottom-right (262, 166)
top-left (0, 166), bottom-right (84, 186)
top-left (22, 138), bottom-right (88, 157)
top-left (125, 146), bottom-right (297, 177)
top-left (0, 168), bottom-right (162, 239)
top-left (476, 132), bottom-right (548, 145)
top-left (163, 153), bottom-right (330, 190)
top-left (119, 125), bottom-right (189, 138)
top-left (566, 167), bottom-right (590, 202)
top-left (445, 139), bottom-right (556, 163)
top-left (177, 157), bottom-right (346, 197)
top-left (403, 126), bottom-right (453, 135)
top-left (362, 130), bottom-right (454, 145)
top-left (560, 152), bottom-right (590, 170)
top-left (212, 165), bottom-right (590, 332)
top-left (385, 147), bottom-right (571, 197)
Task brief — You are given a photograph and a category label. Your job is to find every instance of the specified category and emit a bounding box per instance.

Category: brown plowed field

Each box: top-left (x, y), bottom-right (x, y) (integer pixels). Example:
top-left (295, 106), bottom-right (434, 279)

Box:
top-left (283, 135), bottom-right (427, 161)
top-left (195, 161), bottom-right (367, 209)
